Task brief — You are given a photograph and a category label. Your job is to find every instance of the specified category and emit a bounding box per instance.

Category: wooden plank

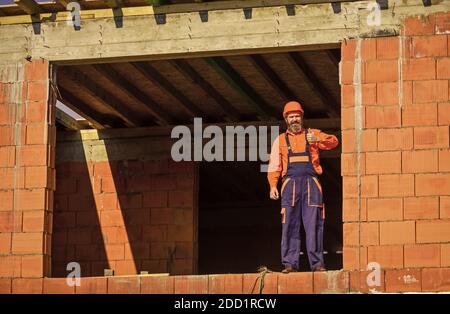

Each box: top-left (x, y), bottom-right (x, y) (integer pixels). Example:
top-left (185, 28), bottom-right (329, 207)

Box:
top-left (170, 59), bottom-right (240, 122)
top-left (57, 86), bottom-right (109, 129)
top-left (14, 0), bottom-right (42, 15)
top-left (91, 64), bottom-right (175, 125)
top-left (131, 62), bottom-right (205, 119)
top-left (287, 52), bottom-right (339, 118)
top-left (205, 56), bottom-right (279, 121)
top-left (60, 67), bottom-right (146, 127)
top-left (56, 107), bottom-right (85, 130)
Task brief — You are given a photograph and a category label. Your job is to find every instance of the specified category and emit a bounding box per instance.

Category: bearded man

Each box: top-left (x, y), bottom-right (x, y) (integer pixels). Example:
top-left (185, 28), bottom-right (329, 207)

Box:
top-left (267, 101), bottom-right (339, 273)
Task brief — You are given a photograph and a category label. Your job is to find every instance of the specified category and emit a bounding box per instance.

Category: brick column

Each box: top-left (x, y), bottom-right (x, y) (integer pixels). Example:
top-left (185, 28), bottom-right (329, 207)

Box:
top-left (0, 59), bottom-right (55, 283)
top-left (340, 12), bottom-right (450, 275)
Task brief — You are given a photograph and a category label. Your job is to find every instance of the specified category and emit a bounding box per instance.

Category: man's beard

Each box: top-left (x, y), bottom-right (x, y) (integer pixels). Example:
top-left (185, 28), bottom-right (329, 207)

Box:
top-left (288, 121), bottom-right (302, 133)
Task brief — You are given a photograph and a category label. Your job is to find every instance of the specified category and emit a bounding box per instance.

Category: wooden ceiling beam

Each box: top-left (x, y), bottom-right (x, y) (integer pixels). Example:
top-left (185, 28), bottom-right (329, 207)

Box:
top-left (170, 59), bottom-right (240, 123)
top-left (131, 62), bottom-right (205, 119)
top-left (13, 0), bottom-right (42, 15)
top-left (287, 52), bottom-right (339, 118)
top-left (91, 64), bottom-right (175, 126)
top-left (326, 49), bottom-right (340, 69)
top-left (205, 56), bottom-right (279, 121)
top-left (249, 54), bottom-right (298, 102)
top-left (60, 67), bottom-right (145, 127)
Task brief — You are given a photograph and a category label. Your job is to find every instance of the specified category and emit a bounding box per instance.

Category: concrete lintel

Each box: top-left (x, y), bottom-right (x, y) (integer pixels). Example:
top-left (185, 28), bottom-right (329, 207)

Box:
top-left (0, 1), bottom-right (448, 64)
top-left (56, 118), bottom-right (341, 143)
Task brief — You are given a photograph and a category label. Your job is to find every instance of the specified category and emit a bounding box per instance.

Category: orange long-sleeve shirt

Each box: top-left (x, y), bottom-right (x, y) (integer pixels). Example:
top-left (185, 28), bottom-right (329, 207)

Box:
top-left (267, 128), bottom-right (339, 188)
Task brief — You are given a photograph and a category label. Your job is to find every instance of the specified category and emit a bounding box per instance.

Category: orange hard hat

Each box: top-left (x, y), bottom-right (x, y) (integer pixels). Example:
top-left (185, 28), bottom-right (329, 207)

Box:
top-left (283, 101), bottom-right (304, 117)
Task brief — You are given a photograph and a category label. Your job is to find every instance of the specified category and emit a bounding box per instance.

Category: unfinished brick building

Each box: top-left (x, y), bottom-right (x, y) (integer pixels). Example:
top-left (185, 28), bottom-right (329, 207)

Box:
top-left (0, 0), bottom-right (449, 294)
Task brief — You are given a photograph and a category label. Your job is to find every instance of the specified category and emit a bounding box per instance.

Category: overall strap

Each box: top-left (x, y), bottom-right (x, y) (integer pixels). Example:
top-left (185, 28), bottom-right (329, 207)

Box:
top-left (285, 128), bottom-right (310, 154)
top-left (285, 132), bottom-right (292, 155)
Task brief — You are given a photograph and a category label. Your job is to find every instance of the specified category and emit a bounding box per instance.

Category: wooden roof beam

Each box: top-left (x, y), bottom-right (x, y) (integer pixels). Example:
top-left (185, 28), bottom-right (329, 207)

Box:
top-left (204, 56), bottom-right (279, 121)
top-left (105, 0), bottom-right (124, 9)
top-left (131, 62), bottom-right (205, 119)
top-left (14, 0), bottom-right (42, 15)
top-left (326, 49), bottom-right (340, 69)
top-left (60, 67), bottom-right (145, 127)
top-left (248, 54), bottom-right (298, 103)
top-left (170, 59), bottom-right (240, 123)
top-left (55, 0), bottom-right (72, 8)
top-left (91, 64), bottom-right (175, 126)
top-left (287, 52), bottom-right (339, 118)
top-left (57, 86), bottom-right (109, 129)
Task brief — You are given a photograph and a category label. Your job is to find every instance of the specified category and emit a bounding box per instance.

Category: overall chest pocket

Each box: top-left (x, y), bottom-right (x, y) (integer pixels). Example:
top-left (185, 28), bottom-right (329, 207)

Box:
top-left (308, 177), bottom-right (323, 207)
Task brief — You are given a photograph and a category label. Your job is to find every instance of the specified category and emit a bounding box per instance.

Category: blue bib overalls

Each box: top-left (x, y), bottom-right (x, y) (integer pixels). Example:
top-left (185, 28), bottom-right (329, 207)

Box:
top-left (280, 129), bottom-right (325, 271)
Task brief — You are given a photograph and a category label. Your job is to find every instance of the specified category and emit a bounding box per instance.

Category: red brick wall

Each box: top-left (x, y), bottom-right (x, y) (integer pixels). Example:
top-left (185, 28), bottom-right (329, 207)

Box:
top-left (0, 60), bottom-right (55, 280)
top-left (52, 159), bottom-right (197, 277)
top-left (341, 12), bottom-right (450, 272)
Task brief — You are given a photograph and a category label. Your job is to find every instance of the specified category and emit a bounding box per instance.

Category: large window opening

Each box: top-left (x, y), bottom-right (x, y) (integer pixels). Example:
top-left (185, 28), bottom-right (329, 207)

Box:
top-left (52, 47), bottom-right (342, 277)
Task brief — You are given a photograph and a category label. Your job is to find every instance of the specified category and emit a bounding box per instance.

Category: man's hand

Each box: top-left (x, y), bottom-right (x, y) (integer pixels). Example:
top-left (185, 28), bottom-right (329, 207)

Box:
top-left (270, 187), bottom-right (279, 200)
top-left (306, 132), bottom-right (320, 143)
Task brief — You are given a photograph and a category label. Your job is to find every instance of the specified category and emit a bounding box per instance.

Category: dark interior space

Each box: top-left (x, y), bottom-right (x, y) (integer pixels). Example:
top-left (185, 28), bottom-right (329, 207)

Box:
top-left (198, 155), bottom-right (342, 274)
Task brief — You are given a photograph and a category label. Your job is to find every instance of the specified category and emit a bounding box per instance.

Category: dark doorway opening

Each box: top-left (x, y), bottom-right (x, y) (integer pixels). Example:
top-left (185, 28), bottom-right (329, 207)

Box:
top-left (198, 156), bottom-right (342, 274)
